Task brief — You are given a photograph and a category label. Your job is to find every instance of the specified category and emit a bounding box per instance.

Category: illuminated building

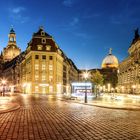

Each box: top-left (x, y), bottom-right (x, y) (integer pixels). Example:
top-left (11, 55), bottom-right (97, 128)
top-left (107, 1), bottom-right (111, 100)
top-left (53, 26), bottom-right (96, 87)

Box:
top-left (0, 54), bottom-right (3, 74)
top-left (63, 58), bottom-right (79, 94)
top-left (3, 52), bottom-right (25, 92)
top-left (2, 28), bottom-right (21, 62)
top-left (0, 27), bottom-right (120, 95)
top-left (118, 29), bottom-right (140, 94)
top-left (101, 48), bottom-right (118, 88)
top-left (71, 82), bottom-right (93, 96)
top-left (20, 27), bottom-right (78, 94)
top-left (79, 49), bottom-right (118, 89)
top-left (0, 28), bottom-right (23, 92)
top-left (0, 27), bottom-right (78, 94)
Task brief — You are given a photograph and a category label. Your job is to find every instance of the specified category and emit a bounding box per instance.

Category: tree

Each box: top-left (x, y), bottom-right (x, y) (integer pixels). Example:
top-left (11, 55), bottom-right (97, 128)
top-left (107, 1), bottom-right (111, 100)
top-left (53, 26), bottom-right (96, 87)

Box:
top-left (91, 70), bottom-right (104, 97)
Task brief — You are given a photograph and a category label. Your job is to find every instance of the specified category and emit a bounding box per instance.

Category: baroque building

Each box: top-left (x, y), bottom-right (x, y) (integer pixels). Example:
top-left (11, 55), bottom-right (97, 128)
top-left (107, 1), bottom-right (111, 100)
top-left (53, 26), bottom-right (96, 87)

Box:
top-left (3, 52), bottom-right (25, 92)
top-left (118, 29), bottom-right (140, 94)
top-left (79, 48), bottom-right (119, 91)
top-left (20, 27), bottom-right (78, 94)
top-left (0, 27), bottom-right (78, 95)
top-left (101, 48), bottom-right (118, 88)
top-left (2, 28), bottom-right (21, 62)
top-left (63, 57), bottom-right (79, 94)
top-left (1, 28), bottom-right (23, 92)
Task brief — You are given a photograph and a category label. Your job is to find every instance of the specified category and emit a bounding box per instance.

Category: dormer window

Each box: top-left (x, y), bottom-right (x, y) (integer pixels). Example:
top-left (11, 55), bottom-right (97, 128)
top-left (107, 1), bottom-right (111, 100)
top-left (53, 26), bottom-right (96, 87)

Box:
top-left (37, 45), bottom-right (42, 50)
top-left (42, 38), bottom-right (46, 44)
top-left (46, 45), bottom-right (51, 51)
top-left (41, 31), bottom-right (45, 36)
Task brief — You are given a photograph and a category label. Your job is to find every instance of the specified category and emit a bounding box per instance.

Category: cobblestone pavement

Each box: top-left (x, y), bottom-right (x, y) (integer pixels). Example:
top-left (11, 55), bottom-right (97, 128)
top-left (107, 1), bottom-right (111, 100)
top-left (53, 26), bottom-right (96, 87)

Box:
top-left (0, 94), bottom-right (140, 140)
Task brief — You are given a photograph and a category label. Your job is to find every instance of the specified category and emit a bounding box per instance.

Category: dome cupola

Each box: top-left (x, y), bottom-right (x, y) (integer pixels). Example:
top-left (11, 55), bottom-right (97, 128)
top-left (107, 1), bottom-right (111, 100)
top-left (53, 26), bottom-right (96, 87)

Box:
top-left (2, 27), bottom-right (21, 62)
top-left (101, 48), bottom-right (119, 69)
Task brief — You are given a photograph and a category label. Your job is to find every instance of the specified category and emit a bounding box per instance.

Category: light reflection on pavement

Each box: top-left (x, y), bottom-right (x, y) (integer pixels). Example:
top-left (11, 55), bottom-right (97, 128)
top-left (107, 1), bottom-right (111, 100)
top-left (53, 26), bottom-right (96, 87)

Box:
top-left (0, 94), bottom-right (140, 140)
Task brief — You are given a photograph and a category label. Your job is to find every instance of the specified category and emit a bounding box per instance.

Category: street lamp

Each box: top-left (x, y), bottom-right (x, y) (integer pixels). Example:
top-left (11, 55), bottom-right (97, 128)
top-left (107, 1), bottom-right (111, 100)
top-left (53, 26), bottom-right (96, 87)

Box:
top-left (22, 83), bottom-right (27, 94)
top-left (132, 85), bottom-right (136, 94)
top-left (115, 87), bottom-right (118, 93)
top-left (83, 71), bottom-right (90, 103)
top-left (1, 79), bottom-right (7, 96)
top-left (107, 83), bottom-right (111, 93)
top-left (111, 87), bottom-right (114, 93)
top-left (103, 85), bottom-right (105, 93)
top-left (121, 86), bottom-right (124, 93)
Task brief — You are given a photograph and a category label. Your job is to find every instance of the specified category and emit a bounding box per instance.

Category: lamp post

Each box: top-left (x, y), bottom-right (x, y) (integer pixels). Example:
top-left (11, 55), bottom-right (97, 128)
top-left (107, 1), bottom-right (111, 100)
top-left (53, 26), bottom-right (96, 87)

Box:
top-left (132, 85), bottom-right (136, 94)
top-left (83, 71), bottom-right (89, 103)
top-left (23, 83), bottom-right (27, 94)
top-left (107, 83), bottom-right (110, 93)
top-left (1, 79), bottom-right (6, 96)
top-left (121, 86), bottom-right (124, 93)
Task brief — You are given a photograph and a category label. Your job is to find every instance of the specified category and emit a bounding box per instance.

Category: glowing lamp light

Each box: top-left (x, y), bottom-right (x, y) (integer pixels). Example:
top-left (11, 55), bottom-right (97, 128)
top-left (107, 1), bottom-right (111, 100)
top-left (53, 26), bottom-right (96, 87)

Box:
top-left (111, 87), bottom-right (114, 91)
top-left (39, 83), bottom-right (49, 87)
top-left (22, 83), bottom-right (27, 87)
top-left (107, 83), bottom-right (111, 92)
top-left (132, 85), bottom-right (136, 89)
top-left (1, 80), bottom-right (6, 84)
top-left (83, 71), bottom-right (90, 80)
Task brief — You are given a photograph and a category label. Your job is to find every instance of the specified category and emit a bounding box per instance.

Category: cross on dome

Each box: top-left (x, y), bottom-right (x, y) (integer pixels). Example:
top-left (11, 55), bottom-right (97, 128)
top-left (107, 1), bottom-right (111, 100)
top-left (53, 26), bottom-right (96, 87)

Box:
top-left (109, 48), bottom-right (112, 55)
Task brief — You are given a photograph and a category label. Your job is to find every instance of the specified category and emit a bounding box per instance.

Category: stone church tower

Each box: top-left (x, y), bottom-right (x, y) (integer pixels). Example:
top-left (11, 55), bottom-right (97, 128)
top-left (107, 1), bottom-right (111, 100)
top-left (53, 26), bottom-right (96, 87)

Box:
top-left (2, 28), bottom-right (21, 62)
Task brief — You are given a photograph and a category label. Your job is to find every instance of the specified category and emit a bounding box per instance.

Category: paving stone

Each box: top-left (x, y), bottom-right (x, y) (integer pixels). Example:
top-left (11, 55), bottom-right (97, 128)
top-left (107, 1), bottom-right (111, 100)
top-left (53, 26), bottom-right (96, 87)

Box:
top-left (0, 94), bottom-right (140, 140)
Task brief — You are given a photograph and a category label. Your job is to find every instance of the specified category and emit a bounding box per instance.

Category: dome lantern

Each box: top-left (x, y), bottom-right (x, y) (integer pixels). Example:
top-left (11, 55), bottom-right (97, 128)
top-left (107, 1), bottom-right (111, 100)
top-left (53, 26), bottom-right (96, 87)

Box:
top-left (109, 48), bottom-right (112, 55)
top-left (8, 27), bottom-right (16, 42)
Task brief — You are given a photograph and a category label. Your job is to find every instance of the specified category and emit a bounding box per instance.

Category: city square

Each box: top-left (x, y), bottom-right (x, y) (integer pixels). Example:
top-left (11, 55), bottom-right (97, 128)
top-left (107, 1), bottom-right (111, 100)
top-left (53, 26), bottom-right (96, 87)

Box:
top-left (0, 94), bottom-right (140, 140)
top-left (0, 0), bottom-right (140, 139)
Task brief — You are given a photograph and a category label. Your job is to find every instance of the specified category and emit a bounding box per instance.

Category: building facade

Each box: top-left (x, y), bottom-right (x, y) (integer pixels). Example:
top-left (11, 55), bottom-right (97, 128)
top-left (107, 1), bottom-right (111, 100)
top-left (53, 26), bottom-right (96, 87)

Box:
top-left (63, 57), bottom-right (79, 94)
top-left (118, 29), bottom-right (140, 94)
top-left (2, 28), bottom-right (21, 62)
top-left (20, 27), bottom-right (78, 94)
top-left (101, 48), bottom-right (118, 89)
top-left (3, 52), bottom-right (25, 92)
top-left (79, 49), bottom-right (118, 92)
top-left (0, 28), bottom-right (22, 92)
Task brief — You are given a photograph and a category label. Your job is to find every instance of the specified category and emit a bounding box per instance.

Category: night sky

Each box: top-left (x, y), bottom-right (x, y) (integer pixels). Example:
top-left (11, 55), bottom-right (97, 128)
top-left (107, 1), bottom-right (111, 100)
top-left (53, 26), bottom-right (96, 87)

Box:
top-left (0, 0), bottom-right (140, 69)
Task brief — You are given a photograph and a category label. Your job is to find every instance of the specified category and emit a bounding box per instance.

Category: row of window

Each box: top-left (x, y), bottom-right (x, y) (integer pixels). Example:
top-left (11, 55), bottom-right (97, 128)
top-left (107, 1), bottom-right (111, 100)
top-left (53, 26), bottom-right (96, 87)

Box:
top-left (35, 55), bottom-right (53, 60)
top-left (37, 45), bottom-right (51, 50)
top-left (35, 75), bottom-right (53, 81)
top-left (35, 86), bottom-right (53, 93)
top-left (35, 64), bottom-right (53, 70)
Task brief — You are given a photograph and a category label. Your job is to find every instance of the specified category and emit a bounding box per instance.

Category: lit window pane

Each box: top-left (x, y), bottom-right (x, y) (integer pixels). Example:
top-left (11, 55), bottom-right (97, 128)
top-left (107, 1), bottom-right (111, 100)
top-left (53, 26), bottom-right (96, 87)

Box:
top-left (49, 86), bottom-right (53, 92)
top-left (49, 65), bottom-right (53, 70)
top-left (42, 65), bottom-right (46, 70)
top-left (35, 86), bottom-right (39, 92)
top-left (35, 64), bottom-right (39, 70)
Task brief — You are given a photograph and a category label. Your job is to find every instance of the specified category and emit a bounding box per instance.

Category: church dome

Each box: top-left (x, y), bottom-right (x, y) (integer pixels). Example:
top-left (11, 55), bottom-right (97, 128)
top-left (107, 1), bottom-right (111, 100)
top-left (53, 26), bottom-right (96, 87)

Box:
top-left (2, 28), bottom-right (21, 62)
top-left (101, 48), bottom-right (119, 69)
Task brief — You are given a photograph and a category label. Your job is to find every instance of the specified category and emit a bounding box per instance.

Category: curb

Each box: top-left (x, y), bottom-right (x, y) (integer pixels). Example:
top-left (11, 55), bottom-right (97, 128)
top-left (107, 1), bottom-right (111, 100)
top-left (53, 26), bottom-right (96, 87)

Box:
top-left (60, 99), bottom-right (140, 111)
top-left (87, 103), bottom-right (140, 111)
top-left (0, 103), bottom-right (20, 114)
